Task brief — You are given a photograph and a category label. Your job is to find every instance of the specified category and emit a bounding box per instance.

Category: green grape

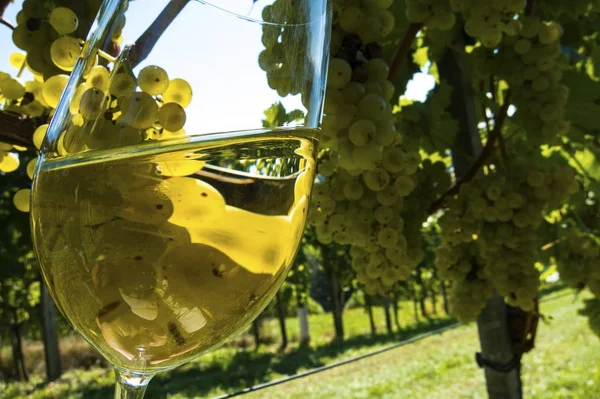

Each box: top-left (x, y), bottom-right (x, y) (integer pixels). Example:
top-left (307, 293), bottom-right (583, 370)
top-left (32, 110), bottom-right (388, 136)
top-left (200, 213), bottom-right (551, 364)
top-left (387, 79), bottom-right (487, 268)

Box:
top-left (109, 73), bottom-right (136, 97)
top-left (79, 88), bottom-right (108, 119)
top-left (33, 124), bottom-right (49, 150)
top-left (374, 205), bottom-right (394, 224)
top-left (0, 78), bottom-right (26, 100)
top-left (376, 9), bottom-right (395, 37)
top-left (403, 150), bottom-right (421, 173)
top-left (532, 76), bottom-right (550, 92)
top-left (49, 7), bottom-right (79, 35)
top-left (358, 94), bottom-right (389, 121)
top-left (50, 35), bottom-right (81, 71)
top-left (380, 80), bottom-right (394, 102)
top-left (42, 74), bottom-right (69, 108)
top-left (138, 65), bottom-right (170, 95)
top-left (86, 65), bottom-right (111, 92)
top-left (12, 25), bottom-right (33, 51)
top-left (405, 1), bottom-right (429, 23)
top-left (162, 78), bottom-right (193, 108)
top-left (364, 81), bottom-right (382, 96)
top-left (339, 6), bottom-right (363, 33)
top-left (513, 39), bottom-right (531, 55)
top-left (13, 189), bottom-right (31, 213)
top-left (353, 141), bottom-right (383, 170)
top-left (343, 82), bottom-right (366, 105)
top-left (26, 158), bottom-right (37, 180)
top-left (318, 159), bottom-right (335, 177)
top-left (374, 119), bottom-right (396, 146)
top-left (118, 92), bottom-right (158, 129)
top-left (538, 21), bottom-right (560, 45)
top-left (9, 52), bottom-right (26, 69)
top-left (504, 20), bottom-right (522, 36)
top-left (343, 180), bottom-right (364, 201)
top-left (393, 175), bottom-right (415, 196)
top-left (69, 83), bottom-right (87, 115)
top-left (375, 187), bottom-right (399, 206)
top-left (377, 227), bottom-right (399, 249)
top-left (481, 29), bottom-right (503, 48)
top-left (367, 59), bottom-right (389, 82)
top-left (382, 147), bottom-right (405, 173)
top-left (158, 102), bottom-right (187, 132)
top-left (363, 168), bottom-right (390, 191)
top-left (328, 58), bottom-right (352, 89)
top-left (0, 152), bottom-right (20, 173)
top-left (348, 119), bottom-right (375, 146)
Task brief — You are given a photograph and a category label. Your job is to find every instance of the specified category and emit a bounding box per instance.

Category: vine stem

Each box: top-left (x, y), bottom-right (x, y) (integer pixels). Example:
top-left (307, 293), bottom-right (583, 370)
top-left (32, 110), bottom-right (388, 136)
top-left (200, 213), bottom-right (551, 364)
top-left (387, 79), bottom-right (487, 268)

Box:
top-left (128, 0), bottom-right (191, 68)
top-left (387, 23), bottom-right (423, 81)
top-left (0, 17), bottom-right (14, 30)
top-left (428, 92), bottom-right (511, 214)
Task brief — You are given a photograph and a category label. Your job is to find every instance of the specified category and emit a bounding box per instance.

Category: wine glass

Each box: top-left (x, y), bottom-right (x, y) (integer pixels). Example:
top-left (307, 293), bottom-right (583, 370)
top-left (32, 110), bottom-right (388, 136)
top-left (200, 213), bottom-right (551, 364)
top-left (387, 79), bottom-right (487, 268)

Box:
top-left (30, 0), bottom-right (331, 397)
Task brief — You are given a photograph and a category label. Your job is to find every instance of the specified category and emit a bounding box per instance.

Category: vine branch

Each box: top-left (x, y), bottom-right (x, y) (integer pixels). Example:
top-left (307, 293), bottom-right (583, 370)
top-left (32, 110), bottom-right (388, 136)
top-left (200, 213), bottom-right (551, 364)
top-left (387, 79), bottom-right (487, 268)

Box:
top-left (0, 0), bottom-right (191, 148)
top-left (388, 23), bottom-right (423, 81)
top-left (0, 17), bottom-right (14, 30)
top-left (428, 92), bottom-right (511, 214)
top-left (525, 0), bottom-right (537, 15)
top-left (128, 0), bottom-right (191, 68)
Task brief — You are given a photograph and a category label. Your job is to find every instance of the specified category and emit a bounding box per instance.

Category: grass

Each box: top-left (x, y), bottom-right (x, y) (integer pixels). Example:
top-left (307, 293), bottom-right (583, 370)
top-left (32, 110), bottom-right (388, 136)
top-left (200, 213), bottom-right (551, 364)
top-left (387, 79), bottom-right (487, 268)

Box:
top-left (2, 289), bottom-right (598, 399)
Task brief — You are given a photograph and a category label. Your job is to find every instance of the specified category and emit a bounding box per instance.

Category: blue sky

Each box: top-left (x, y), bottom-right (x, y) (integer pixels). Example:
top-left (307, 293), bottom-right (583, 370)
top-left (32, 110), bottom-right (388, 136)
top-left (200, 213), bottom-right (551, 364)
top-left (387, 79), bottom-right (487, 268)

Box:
top-left (0, 0), bottom-right (433, 132)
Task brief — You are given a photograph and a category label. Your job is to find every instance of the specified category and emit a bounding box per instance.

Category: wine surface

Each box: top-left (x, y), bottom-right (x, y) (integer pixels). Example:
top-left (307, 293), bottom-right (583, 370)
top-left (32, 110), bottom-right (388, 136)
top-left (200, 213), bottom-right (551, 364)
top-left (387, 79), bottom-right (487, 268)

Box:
top-left (31, 130), bottom-right (316, 372)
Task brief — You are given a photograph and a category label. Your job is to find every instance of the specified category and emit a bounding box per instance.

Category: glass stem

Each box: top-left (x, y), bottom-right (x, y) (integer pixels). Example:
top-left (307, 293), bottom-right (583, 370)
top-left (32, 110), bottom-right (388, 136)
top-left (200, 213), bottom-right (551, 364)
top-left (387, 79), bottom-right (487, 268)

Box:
top-left (114, 369), bottom-right (154, 399)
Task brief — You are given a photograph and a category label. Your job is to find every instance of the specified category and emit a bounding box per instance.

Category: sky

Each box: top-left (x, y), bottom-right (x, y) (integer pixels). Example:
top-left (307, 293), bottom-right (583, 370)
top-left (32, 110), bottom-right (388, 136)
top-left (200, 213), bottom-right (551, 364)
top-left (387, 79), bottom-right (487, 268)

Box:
top-left (0, 0), bottom-right (434, 133)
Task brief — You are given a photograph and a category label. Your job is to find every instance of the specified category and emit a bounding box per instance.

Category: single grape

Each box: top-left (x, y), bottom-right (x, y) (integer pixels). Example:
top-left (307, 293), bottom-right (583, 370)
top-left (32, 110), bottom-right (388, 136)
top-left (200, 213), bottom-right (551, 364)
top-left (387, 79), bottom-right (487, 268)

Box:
top-left (86, 65), bottom-right (111, 92)
top-left (374, 205), bottom-right (394, 224)
top-left (343, 180), bottom-right (364, 201)
top-left (328, 58), bottom-right (352, 89)
top-left (363, 168), bottom-right (390, 191)
top-left (33, 124), bottom-right (49, 150)
top-left (0, 78), bottom-right (26, 100)
top-left (42, 74), bottom-right (69, 108)
top-left (349, 119), bottom-right (376, 146)
top-left (79, 88), bottom-right (108, 119)
top-left (377, 227), bottom-right (399, 249)
top-left (339, 6), bottom-right (363, 33)
top-left (13, 189), bottom-right (31, 212)
top-left (119, 91), bottom-right (159, 129)
top-left (26, 158), bottom-right (37, 180)
top-left (0, 152), bottom-right (20, 173)
top-left (162, 78), bottom-right (193, 108)
top-left (393, 175), bottom-right (415, 196)
top-left (109, 73), bottom-right (136, 97)
top-left (50, 7), bottom-right (79, 35)
top-left (358, 94), bottom-right (389, 121)
top-left (158, 102), bottom-right (187, 132)
top-left (50, 36), bottom-right (81, 71)
top-left (138, 65), bottom-right (170, 95)
top-left (9, 52), bottom-right (26, 69)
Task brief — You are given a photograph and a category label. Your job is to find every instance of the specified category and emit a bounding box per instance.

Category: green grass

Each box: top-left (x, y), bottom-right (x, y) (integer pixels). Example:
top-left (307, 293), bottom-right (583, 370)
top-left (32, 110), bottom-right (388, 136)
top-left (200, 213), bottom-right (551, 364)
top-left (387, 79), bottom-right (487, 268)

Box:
top-left (2, 290), bottom-right (599, 399)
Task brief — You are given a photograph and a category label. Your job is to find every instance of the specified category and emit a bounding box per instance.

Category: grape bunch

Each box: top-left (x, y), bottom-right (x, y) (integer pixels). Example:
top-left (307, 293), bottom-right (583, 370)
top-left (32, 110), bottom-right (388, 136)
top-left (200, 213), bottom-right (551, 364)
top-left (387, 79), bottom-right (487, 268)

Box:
top-left (56, 55), bottom-right (193, 155)
top-left (258, 0), bottom-right (310, 97)
top-left (493, 16), bottom-right (568, 146)
top-left (578, 298), bottom-right (600, 339)
top-left (555, 227), bottom-right (600, 298)
top-left (11, 1), bottom-right (101, 78)
top-left (405, 0), bottom-right (456, 31)
top-left (436, 158), bottom-right (579, 321)
top-left (302, 0), bottom-right (434, 296)
top-left (454, 0), bottom-right (527, 47)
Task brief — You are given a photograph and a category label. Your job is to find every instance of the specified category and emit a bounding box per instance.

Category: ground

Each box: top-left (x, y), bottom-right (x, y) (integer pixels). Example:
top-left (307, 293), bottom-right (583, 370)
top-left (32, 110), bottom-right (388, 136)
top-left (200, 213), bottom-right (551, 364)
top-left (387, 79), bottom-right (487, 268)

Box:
top-left (1, 289), bottom-right (598, 399)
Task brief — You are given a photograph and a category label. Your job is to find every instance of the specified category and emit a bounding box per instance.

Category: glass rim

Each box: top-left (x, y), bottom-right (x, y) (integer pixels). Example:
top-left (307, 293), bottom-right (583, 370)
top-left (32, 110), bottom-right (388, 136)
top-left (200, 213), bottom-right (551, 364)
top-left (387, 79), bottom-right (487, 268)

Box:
top-left (196, 0), bottom-right (329, 27)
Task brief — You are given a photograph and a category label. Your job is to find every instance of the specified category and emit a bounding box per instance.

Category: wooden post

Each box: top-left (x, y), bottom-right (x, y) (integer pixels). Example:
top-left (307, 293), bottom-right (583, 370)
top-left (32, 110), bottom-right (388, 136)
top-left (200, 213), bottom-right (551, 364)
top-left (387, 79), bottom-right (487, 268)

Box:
top-left (41, 284), bottom-right (62, 381)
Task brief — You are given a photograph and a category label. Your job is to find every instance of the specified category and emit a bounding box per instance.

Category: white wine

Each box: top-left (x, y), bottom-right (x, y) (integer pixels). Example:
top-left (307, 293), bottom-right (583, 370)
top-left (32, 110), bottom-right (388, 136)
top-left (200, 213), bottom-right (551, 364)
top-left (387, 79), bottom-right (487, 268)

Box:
top-left (31, 130), bottom-right (317, 372)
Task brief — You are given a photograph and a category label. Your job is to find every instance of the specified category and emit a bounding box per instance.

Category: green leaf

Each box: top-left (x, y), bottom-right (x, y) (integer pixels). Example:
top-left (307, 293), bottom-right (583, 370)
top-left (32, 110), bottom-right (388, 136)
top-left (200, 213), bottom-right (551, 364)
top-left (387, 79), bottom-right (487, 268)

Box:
top-left (563, 70), bottom-right (600, 132)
